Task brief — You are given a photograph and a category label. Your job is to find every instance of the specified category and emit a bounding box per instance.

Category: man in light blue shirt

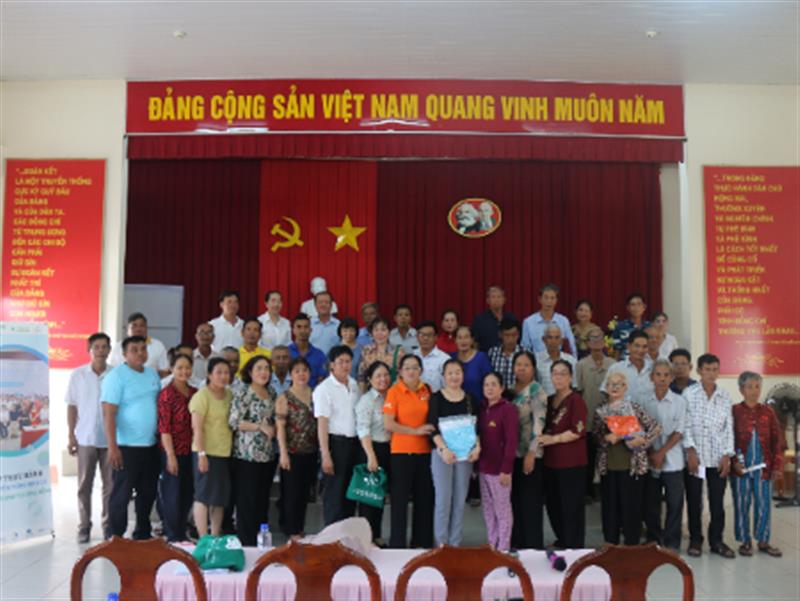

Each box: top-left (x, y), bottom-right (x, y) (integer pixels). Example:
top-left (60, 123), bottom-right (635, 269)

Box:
top-left (521, 283), bottom-right (577, 356)
top-left (102, 336), bottom-right (161, 539)
top-left (309, 291), bottom-right (341, 355)
top-left (641, 358), bottom-right (686, 550)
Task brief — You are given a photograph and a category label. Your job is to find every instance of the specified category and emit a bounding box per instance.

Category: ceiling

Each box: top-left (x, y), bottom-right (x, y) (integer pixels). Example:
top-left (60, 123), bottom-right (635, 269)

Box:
top-left (1, 1), bottom-right (798, 84)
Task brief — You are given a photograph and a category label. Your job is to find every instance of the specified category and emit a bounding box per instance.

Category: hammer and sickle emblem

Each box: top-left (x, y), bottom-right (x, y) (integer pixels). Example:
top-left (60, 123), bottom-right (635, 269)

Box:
top-left (270, 217), bottom-right (304, 252)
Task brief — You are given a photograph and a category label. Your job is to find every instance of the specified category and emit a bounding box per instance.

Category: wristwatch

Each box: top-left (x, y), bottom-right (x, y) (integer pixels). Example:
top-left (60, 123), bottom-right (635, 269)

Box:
top-left (198, 451), bottom-right (207, 457)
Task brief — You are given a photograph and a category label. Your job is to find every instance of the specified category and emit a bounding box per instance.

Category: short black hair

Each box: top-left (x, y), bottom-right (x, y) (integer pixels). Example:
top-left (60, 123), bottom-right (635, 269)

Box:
top-left (669, 348), bottom-right (692, 363)
top-left (121, 335), bottom-right (146, 352)
top-left (364, 360), bottom-right (391, 384)
top-left (218, 290), bottom-right (240, 303)
top-left (288, 356), bottom-right (311, 374)
top-left (206, 356), bottom-right (231, 383)
top-left (127, 312), bottom-right (147, 324)
top-left (697, 353), bottom-right (720, 369)
top-left (398, 354), bottom-right (423, 371)
top-left (337, 317), bottom-right (359, 338)
top-left (626, 292), bottom-right (646, 305)
top-left (539, 283), bottom-right (560, 296)
top-left (240, 355), bottom-right (271, 384)
top-left (652, 311), bottom-right (669, 321)
top-left (328, 345), bottom-right (354, 363)
top-left (368, 316), bottom-right (390, 334)
top-left (627, 329), bottom-right (648, 346)
top-left (169, 350), bottom-right (193, 368)
top-left (441, 308), bottom-right (459, 321)
top-left (394, 304), bottom-right (412, 315)
top-left (512, 350), bottom-right (537, 371)
top-left (314, 291), bottom-right (333, 304)
top-left (575, 299), bottom-right (593, 311)
top-left (292, 313), bottom-right (311, 326)
top-left (483, 370), bottom-right (505, 388)
top-left (499, 317), bottom-right (521, 332)
top-left (243, 316), bottom-right (263, 332)
top-left (550, 358), bottom-right (574, 376)
top-left (87, 332), bottom-right (110, 349)
top-left (416, 320), bottom-right (438, 334)
top-left (264, 290), bottom-right (281, 303)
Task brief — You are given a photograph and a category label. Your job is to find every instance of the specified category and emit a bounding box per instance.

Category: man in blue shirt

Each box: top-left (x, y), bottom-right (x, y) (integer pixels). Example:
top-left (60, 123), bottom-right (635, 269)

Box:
top-left (471, 285), bottom-right (517, 353)
top-left (521, 283), bottom-right (577, 356)
top-left (309, 291), bottom-right (341, 355)
top-left (102, 335), bottom-right (161, 539)
top-left (289, 313), bottom-right (328, 387)
top-left (611, 292), bottom-right (651, 359)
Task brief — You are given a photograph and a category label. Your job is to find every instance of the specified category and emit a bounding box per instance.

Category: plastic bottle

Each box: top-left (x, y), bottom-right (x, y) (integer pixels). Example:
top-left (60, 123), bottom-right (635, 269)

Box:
top-left (257, 523), bottom-right (272, 550)
top-left (107, 594), bottom-right (119, 601)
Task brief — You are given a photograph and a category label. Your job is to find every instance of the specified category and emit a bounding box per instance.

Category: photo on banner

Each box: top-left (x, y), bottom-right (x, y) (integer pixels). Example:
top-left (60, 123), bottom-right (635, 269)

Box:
top-left (0, 322), bottom-right (53, 543)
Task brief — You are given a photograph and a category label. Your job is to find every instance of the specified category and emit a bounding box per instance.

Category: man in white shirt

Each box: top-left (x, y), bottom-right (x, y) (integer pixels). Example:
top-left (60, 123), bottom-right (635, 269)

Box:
top-left (191, 322), bottom-right (218, 388)
top-left (258, 290), bottom-right (292, 350)
top-left (600, 330), bottom-right (654, 405)
top-left (309, 291), bottom-right (341, 355)
top-left (299, 277), bottom-right (339, 318)
top-left (535, 324), bottom-right (577, 395)
top-left (389, 304), bottom-right (419, 353)
top-left (66, 332), bottom-right (113, 543)
top-left (208, 290), bottom-right (244, 352)
top-left (314, 345), bottom-right (360, 525)
top-left (521, 283), bottom-right (578, 357)
top-left (108, 313), bottom-right (169, 377)
top-left (414, 321), bottom-right (449, 393)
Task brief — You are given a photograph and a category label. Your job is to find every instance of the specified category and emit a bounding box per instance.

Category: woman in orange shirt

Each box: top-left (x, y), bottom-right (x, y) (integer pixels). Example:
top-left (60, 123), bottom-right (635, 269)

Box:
top-left (383, 354), bottom-right (435, 548)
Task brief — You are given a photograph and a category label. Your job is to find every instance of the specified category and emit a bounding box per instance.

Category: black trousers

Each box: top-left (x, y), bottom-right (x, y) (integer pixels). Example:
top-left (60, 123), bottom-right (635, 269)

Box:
top-left (158, 451), bottom-right (194, 542)
top-left (544, 466), bottom-right (586, 549)
top-left (510, 457), bottom-right (545, 549)
top-left (644, 471), bottom-right (685, 549)
top-left (390, 453), bottom-right (434, 549)
top-left (586, 437), bottom-right (599, 498)
top-left (686, 467), bottom-right (727, 548)
top-left (281, 452), bottom-right (317, 536)
top-left (109, 445), bottom-right (160, 539)
top-left (600, 470), bottom-right (645, 545)
top-left (323, 435), bottom-right (359, 526)
top-left (357, 441), bottom-right (391, 541)
top-left (234, 458), bottom-right (278, 546)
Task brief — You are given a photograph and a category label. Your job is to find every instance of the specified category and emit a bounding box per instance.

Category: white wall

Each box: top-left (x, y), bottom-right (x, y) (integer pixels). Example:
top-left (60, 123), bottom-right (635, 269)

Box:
top-left (0, 80), bottom-right (127, 467)
top-left (680, 83), bottom-right (800, 398)
top-left (1, 80), bottom-right (798, 471)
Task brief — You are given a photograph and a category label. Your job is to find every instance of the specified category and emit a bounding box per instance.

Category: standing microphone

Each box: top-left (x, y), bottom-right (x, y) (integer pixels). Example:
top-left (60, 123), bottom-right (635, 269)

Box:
top-left (546, 549), bottom-right (567, 571)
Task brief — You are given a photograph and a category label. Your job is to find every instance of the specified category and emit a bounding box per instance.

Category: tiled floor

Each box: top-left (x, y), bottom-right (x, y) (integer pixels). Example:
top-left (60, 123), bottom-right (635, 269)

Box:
top-left (1, 475), bottom-right (798, 599)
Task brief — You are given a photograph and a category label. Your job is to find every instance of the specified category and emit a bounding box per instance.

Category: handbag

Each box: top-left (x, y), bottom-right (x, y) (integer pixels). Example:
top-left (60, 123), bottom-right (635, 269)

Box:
top-left (192, 534), bottom-right (246, 571)
top-left (345, 463), bottom-right (387, 508)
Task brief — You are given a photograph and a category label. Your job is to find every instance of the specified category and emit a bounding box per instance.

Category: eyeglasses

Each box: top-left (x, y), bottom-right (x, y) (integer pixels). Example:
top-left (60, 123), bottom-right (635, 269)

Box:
top-left (608, 381), bottom-right (626, 390)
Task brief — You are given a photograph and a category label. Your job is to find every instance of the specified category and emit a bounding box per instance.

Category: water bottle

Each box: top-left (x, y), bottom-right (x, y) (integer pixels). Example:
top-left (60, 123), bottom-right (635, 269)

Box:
top-left (107, 594), bottom-right (119, 601)
top-left (257, 523), bottom-right (272, 549)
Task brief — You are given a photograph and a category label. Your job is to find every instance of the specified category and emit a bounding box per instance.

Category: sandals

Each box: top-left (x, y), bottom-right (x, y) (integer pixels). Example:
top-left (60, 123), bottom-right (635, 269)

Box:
top-left (738, 542), bottom-right (753, 557)
top-left (758, 543), bottom-right (783, 557)
top-left (710, 543), bottom-right (735, 558)
top-left (687, 542), bottom-right (702, 557)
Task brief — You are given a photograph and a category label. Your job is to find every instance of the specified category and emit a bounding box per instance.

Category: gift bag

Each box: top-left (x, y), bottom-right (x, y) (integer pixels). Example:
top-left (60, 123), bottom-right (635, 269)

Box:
top-left (192, 534), bottom-right (245, 572)
top-left (439, 414), bottom-right (477, 461)
top-left (345, 464), bottom-right (387, 508)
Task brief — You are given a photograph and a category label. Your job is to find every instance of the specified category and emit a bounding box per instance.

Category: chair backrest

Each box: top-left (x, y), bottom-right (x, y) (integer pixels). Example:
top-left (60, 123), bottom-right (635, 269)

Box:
top-left (244, 540), bottom-right (382, 601)
top-left (70, 536), bottom-right (207, 601)
top-left (559, 543), bottom-right (694, 601)
top-left (394, 545), bottom-right (534, 601)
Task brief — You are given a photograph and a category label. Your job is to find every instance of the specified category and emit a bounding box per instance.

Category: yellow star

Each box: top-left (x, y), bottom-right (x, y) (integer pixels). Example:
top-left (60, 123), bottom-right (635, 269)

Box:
top-left (327, 214), bottom-right (366, 252)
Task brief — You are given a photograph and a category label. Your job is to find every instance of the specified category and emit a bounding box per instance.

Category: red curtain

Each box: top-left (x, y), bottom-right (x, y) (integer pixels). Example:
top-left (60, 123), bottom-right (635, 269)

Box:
top-left (375, 161), bottom-right (662, 329)
top-left (128, 133), bottom-right (682, 163)
top-left (125, 160), bottom-right (262, 342)
top-left (259, 161), bottom-right (377, 320)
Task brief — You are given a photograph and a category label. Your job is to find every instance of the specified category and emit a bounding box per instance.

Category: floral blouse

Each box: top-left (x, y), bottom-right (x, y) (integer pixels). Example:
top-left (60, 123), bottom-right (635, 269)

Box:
top-left (513, 381), bottom-right (548, 458)
top-left (283, 389), bottom-right (318, 454)
top-left (358, 343), bottom-right (405, 383)
top-left (592, 399), bottom-right (661, 477)
top-left (228, 385), bottom-right (277, 463)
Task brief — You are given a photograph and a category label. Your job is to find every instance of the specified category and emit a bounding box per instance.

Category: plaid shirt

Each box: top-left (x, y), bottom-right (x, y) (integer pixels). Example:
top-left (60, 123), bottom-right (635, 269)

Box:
top-left (682, 382), bottom-right (734, 467)
top-left (488, 344), bottom-right (523, 388)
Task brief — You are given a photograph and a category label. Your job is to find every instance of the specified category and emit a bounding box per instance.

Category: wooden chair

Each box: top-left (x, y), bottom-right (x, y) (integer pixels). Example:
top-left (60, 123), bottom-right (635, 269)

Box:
top-left (244, 540), bottom-right (382, 601)
top-left (394, 545), bottom-right (534, 601)
top-left (70, 536), bottom-right (207, 601)
top-left (559, 543), bottom-right (694, 601)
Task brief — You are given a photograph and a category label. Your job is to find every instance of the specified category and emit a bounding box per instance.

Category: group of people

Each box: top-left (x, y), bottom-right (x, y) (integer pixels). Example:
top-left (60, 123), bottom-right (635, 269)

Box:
top-left (65, 281), bottom-right (784, 560)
